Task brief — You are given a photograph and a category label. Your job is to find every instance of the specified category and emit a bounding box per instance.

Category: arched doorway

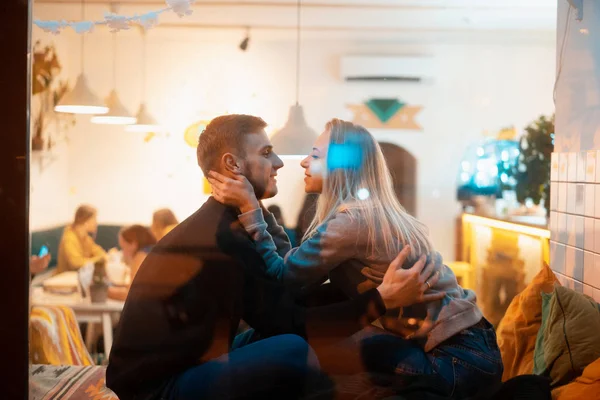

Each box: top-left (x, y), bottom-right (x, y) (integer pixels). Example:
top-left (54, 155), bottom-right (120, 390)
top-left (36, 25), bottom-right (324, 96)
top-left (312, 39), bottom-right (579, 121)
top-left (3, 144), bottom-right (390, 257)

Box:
top-left (379, 142), bottom-right (417, 216)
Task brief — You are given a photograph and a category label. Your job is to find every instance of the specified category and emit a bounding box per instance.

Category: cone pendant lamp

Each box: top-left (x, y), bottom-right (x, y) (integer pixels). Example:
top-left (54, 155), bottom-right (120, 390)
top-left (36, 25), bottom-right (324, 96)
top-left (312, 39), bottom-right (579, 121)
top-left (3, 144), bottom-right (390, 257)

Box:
top-left (127, 28), bottom-right (161, 133)
top-left (55, 0), bottom-right (107, 115)
top-left (91, 31), bottom-right (136, 125)
top-left (269, 0), bottom-right (317, 156)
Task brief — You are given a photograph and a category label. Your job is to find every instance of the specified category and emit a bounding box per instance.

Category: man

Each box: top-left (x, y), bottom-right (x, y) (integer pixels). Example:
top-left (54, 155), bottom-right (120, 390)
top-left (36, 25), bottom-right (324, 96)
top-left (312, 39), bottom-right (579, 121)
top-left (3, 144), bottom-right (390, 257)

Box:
top-left (106, 115), bottom-right (443, 400)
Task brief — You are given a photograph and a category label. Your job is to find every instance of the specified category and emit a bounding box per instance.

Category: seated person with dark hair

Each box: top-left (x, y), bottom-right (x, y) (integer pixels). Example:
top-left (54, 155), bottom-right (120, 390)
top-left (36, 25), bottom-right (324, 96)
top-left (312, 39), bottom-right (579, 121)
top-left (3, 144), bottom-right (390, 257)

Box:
top-left (106, 114), bottom-right (444, 400)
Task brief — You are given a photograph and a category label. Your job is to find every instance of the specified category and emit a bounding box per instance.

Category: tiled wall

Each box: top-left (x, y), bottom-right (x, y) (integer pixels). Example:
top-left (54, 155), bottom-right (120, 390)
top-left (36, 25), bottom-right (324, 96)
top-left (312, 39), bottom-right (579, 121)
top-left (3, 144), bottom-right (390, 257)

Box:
top-left (549, 150), bottom-right (600, 301)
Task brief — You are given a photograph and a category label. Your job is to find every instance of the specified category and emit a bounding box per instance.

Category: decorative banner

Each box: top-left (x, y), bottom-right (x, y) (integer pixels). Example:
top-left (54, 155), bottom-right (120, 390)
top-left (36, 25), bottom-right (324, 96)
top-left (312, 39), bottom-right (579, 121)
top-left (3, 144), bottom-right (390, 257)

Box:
top-left (347, 98), bottom-right (423, 130)
top-left (33, 0), bottom-right (194, 35)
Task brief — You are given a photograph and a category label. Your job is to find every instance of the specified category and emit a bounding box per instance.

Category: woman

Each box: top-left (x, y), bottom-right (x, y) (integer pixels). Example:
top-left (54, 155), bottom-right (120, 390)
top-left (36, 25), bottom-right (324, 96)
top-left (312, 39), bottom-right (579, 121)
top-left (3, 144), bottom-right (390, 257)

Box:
top-left (208, 119), bottom-right (502, 398)
top-left (108, 224), bottom-right (156, 301)
top-left (151, 208), bottom-right (178, 241)
top-left (57, 205), bottom-right (106, 274)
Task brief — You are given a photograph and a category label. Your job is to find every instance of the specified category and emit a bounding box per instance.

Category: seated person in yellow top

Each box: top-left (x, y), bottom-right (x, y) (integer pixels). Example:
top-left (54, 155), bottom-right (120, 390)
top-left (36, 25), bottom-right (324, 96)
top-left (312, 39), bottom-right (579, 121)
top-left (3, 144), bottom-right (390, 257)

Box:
top-left (57, 205), bottom-right (106, 273)
top-left (150, 208), bottom-right (178, 241)
top-left (108, 225), bottom-right (156, 301)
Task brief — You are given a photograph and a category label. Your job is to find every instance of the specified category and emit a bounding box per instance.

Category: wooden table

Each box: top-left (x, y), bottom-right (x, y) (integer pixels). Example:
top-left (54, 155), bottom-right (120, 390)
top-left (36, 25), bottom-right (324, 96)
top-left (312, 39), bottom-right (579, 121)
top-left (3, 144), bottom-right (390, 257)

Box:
top-left (31, 286), bottom-right (125, 356)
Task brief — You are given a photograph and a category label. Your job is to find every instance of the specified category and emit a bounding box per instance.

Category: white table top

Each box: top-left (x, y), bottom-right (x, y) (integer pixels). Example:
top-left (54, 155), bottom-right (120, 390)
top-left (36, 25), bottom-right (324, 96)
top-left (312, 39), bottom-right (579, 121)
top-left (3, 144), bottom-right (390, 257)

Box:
top-left (31, 286), bottom-right (124, 313)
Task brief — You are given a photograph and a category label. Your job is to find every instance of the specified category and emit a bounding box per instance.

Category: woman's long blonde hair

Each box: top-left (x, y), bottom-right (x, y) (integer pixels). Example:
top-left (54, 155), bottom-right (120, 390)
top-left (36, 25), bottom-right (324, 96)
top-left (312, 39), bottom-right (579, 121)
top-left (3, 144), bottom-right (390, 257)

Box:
top-left (303, 119), bottom-right (433, 260)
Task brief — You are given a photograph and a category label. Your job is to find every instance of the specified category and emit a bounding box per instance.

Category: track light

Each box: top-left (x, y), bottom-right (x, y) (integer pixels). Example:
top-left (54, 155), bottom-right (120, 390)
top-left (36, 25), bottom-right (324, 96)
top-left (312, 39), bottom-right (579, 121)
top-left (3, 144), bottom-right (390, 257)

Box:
top-left (239, 27), bottom-right (250, 51)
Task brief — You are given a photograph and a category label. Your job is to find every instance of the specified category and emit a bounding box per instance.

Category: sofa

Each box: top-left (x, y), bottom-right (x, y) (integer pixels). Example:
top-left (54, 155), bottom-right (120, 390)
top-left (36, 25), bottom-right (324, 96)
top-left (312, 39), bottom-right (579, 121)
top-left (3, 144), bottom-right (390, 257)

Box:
top-left (30, 264), bottom-right (600, 399)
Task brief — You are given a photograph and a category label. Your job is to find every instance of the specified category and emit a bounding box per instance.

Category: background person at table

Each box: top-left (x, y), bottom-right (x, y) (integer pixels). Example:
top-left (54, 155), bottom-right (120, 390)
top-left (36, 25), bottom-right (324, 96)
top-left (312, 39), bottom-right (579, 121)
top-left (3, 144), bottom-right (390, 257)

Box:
top-left (30, 254), bottom-right (51, 276)
top-left (151, 208), bottom-right (179, 241)
top-left (56, 205), bottom-right (106, 274)
top-left (108, 225), bottom-right (156, 301)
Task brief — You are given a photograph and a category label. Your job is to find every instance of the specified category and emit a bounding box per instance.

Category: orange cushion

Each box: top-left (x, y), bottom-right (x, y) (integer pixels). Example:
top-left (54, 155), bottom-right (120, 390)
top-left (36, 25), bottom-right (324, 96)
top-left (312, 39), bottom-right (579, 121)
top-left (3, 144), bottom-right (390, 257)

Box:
top-left (552, 358), bottom-right (600, 400)
top-left (496, 263), bottom-right (558, 381)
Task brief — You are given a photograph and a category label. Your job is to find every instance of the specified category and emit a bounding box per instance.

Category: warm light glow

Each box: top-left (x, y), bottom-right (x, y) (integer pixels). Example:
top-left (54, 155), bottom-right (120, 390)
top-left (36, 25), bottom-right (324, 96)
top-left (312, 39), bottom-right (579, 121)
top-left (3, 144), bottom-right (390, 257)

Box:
top-left (126, 124), bottom-right (162, 133)
top-left (462, 214), bottom-right (550, 239)
top-left (278, 155), bottom-right (308, 160)
top-left (54, 105), bottom-right (108, 115)
top-left (91, 115), bottom-right (137, 125)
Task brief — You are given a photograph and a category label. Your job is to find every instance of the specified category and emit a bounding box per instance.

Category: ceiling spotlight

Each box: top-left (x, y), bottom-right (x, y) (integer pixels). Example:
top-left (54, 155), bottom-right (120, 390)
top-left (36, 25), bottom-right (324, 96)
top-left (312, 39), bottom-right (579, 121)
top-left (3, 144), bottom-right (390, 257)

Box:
top-left (239, 27), bottom-right (250, 51)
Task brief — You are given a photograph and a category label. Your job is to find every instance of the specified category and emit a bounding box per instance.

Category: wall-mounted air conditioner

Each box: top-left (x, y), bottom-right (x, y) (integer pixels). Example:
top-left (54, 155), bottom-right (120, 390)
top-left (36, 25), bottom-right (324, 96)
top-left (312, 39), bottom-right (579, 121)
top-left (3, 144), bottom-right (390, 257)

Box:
top-left (340, 55), bottom-right (434, 83)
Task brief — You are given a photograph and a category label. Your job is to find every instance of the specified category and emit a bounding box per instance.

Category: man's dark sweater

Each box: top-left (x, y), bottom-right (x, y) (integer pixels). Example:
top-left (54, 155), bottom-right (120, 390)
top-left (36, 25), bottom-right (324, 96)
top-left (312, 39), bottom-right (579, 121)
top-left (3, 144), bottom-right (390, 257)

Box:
top-left (106, 198), bottom-right (386, 399)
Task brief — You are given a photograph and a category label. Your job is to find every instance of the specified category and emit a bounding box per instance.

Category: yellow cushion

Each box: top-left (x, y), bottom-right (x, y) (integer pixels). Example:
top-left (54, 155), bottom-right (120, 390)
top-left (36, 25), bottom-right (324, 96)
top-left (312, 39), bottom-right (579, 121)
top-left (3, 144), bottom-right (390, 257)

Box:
top-left (496, 263), bottom-right (558, 381)
top-left (30, 305), bottom-right (94, 366)
top-left (552, 358), bottom-right (600, 400)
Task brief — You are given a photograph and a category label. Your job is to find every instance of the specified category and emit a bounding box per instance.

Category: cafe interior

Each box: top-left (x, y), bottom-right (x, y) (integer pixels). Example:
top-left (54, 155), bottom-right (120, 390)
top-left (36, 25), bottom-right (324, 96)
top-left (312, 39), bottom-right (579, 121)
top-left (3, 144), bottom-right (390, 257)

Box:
top-left (6, 0), bottom-right (600, 398)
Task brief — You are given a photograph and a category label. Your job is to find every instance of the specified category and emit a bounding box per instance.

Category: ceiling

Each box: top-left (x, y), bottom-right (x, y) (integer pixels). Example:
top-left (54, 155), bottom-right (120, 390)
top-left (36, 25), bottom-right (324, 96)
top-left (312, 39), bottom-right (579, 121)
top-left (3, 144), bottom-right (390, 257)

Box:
top-left (34, 0), bottom-right (558, 41)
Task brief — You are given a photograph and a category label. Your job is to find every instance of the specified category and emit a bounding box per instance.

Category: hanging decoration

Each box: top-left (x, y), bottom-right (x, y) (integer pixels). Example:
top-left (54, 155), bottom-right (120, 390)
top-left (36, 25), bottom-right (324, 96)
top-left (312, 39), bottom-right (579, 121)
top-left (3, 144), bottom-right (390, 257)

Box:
top-left (183, 120), bottom-right (210, 148)
top-left (31, 42), bottom-right (75, 152)
top-left (33, 0), bottom-right (195, 35)
top-left (347, 98), bottom-right (423, 130)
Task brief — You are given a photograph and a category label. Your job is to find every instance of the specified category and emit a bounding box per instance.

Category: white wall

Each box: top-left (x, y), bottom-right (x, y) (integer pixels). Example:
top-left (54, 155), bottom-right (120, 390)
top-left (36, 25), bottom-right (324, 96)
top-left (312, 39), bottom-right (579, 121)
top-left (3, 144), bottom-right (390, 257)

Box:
top-left (29, 32), bottom-right (72, 231)
top-left (31, 4), bottom-right (556, 260)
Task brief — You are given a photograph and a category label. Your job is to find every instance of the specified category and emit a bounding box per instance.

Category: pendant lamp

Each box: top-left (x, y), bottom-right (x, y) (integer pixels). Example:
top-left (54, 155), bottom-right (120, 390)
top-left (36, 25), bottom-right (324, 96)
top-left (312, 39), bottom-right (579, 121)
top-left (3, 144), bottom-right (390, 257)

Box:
top-left (55, 0), bottom-right (108, 115)
top-left (91, 30), bottom-right (136, 125)
top-left (269, 0), bottom-right (317, 156)
top-left (127, 28), bottom-right (160, 133)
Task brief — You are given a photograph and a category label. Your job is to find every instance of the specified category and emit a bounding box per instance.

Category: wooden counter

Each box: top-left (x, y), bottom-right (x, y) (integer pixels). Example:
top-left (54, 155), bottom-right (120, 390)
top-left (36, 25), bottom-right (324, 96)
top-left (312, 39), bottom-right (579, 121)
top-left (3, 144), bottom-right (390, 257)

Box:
top-left (460, 213), bottom-right (550, 326)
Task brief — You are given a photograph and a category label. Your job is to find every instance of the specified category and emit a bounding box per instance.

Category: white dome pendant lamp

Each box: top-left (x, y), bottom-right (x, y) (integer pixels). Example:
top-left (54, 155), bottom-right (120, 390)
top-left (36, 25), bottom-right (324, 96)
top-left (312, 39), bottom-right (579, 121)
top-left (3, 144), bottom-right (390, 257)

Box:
top-left (269, 0), bottom-right (317, 157)
top-left (54, 0), bottom-right (108, 115)
top-left (127, 28), bottom-right (160, 133)
top-left (91, 29), bottom-right (136, 125)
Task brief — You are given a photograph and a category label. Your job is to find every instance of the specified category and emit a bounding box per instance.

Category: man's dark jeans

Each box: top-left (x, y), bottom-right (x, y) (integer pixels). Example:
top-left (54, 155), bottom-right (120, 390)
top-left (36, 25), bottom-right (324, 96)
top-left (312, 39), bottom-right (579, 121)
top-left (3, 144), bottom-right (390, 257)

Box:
top-left (157, 333), bottom-right (328, 400)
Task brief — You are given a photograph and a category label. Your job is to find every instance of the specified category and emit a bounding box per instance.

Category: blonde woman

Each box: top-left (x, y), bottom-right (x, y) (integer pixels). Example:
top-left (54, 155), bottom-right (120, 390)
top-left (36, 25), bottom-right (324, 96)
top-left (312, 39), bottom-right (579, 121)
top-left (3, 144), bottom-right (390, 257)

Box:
top-left (57, 205), bottom-right (106, 274)
top-left (208, 119), bottom-right (502, 398)
top-left (150, 208), bottom-right (179, 241)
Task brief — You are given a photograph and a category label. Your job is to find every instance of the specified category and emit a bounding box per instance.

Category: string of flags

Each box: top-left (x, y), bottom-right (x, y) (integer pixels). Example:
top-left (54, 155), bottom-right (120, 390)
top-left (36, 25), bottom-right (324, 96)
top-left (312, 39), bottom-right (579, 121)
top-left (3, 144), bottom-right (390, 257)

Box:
top-left (34, 0), bottom-right (195, 34)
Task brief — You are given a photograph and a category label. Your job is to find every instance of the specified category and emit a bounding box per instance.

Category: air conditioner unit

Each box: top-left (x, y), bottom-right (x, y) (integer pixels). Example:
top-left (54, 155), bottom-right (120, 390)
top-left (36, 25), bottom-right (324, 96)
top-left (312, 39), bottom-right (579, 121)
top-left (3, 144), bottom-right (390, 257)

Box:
top-left (340, 55), bottom-right (434, 83)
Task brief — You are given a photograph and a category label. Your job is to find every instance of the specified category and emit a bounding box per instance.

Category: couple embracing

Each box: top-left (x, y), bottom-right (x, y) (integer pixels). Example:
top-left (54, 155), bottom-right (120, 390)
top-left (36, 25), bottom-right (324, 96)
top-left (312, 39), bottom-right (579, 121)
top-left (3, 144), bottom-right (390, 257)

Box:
top-left (106, 115), bottom-right (502, 400)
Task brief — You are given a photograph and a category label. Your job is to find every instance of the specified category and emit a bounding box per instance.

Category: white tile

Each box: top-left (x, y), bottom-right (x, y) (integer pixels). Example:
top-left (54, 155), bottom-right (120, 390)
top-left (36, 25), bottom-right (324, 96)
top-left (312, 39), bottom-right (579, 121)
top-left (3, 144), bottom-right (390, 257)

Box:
top-left (585, 183), bottom-right (595, 217)
top-left (575, 184), bottom-right (585, 215)
top-left (550, 211), bottom-right (558, 241)
top-left (551, 153), bottom-right (559, 182)
top-left (596, 219), bottom-right (600, 254)
top-left (574, 280), bottom-right (584, 293)
top-left (597, 150), bottom-right (600, 183)
top-left (559, 153), bottom-right (568, 181)
top-left (575, 216), bottom-right (585, 248)
top-left (595, 253), bottom-right (600, 288)
top-left (566, 214), bottom-right (576, 246)
top-left (558, 182), bottom-right (567, 212)
top-left (550, 182), bottom-right (558, 211)
top-left (565, 245), bottom-right (576, 278)
top-left (584, 251), bottom-right (595, 286)
top-left (568, 152), bottom-right (578, 182)
top-left (584, 284), bottom-right (594, 297)
top-left (596, 185), bottom-right (600, 218)
top-left (585, 217), bottom-right (595, 251)
top-left (577, 152), bottom-right (587, 182)
top-left (587, 151), bottom-right (597, 183)
top-left (551, 241), bottom-right (566, 275)
top-left (594, 288), bottom-right (600, 302)
top-left (574, 248), bottom-right (584, 281)
top-left (558, 212), bottom-right (568, 244)
top-left (567, 183), bottom-right (577, 214)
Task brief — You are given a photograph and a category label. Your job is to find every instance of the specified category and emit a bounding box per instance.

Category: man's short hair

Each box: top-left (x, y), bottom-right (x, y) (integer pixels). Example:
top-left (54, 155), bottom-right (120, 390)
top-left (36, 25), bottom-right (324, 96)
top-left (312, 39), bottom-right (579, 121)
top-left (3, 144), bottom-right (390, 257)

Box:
top-left (197, 114), bottom-right (268, 176)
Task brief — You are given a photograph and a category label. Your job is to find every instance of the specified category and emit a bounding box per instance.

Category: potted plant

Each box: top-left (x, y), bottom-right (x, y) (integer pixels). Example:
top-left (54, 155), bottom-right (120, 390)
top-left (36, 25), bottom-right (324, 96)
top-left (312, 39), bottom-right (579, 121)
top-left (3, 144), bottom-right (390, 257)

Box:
top-left (511, 114), bottom-right (555, 216)
top-left (90, 258), bottom-right (109, 303)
